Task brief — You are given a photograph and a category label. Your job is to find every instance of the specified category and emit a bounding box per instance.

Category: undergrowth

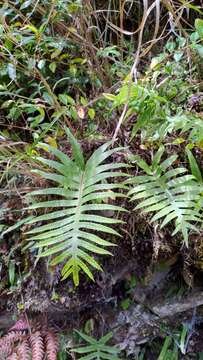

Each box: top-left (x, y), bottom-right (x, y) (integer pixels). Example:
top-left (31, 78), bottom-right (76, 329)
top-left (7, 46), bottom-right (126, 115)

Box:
top-left (0, 0), bottom-right (203, 359)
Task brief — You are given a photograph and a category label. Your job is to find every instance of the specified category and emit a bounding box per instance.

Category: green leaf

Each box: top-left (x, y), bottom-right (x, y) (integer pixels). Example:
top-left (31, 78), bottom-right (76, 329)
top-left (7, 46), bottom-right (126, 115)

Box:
top-left (75, 331), bottom-right (98, 345)
top-left (194, 44), bottom-right (203, 57)
top-left (22, 24), bottom-right (39, 35)
top-left (179, 324), bottom-right (188, 355)
top-left (174, 51), bottom-right (183, 62)
top-left (103, 93), bottom-right (117, 101)
top-left (64, 127), bottom-right (85, 170)
top-left (8, 260), bottom-right (15, 286)
top-left (73, 346), bottom-right (98, 354)
top-left (97, 46), bottom-right (120, 58)
top-left (152, 145), bottom-right (165, 169)
top-left (80, 97), bottom-right (88, 106)
top-left (42, 92), bottom-right (55, 105)
top-left (59, 94), bottom-right (75, 106)
top-left (190, 31), bottom-right (199, 42)
top-left (195, 18), bottom-right (203, 39)
top-left (49, 62), bottom-right (56, 73)
top-left (130, 154), bottom-right (151, 174)
top-left (99, 333), bottom-right (113, 344)
top-left (88, 108), bottom-right (95, 120)
top-left (2, 216), bottom-right (34, 237)
top-left (186, 148), bottom-right (202, 182)
top-left (121, 298), bottom-right (131, 310)
top-left (158, 337), bottom-right (172, 360)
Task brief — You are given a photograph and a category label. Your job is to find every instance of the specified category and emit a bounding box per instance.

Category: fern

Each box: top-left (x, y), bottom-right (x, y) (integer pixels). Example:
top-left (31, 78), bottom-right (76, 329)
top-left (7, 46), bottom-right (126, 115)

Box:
top-left (45, 330), bottom-right (59, 360)
top-left (23, 128), bottom-right (127, 285)
top-left (0, 318), bottom-right (59, 360)
top-left (72, 331), bottom-right (121, 360)
top-left (16, 340), bottom-right (30, 360)
top-left (165, 113), bottom-right (203, 144)
top-left (7, 353), bottom-right (18, 360)
top-left (128, 146), bottom-right (202, 246)
top-left (30, 331), bottom-right (44, 360)
top-left (0, 330), bottom-right (27, 350)
top-left (0, 342), bottom-right (13, 358)
top-left (9, 318), bottom-right (29, 331)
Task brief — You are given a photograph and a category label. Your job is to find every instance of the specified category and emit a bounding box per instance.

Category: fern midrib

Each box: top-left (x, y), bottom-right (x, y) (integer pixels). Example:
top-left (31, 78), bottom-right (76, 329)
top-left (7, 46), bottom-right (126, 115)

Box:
top-left (70, 171), bottom-right (85, 256)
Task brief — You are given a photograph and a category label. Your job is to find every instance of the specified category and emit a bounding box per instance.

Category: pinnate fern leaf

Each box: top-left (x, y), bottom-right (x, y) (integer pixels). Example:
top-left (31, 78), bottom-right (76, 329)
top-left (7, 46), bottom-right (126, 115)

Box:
top-left (128, 146), bottom-right (202, 245)
top-left (0, 318), bottom-right (59, 360)
top-left (73, 331), bottom-right (121, 360)
top-left (0, 341), bottom-right (13, 358)
top-left (0, 329), bottom-right (27, 356)
top-left (24, 132), bottom-right (127, 285)
top-left (45, 330), bottom-right (58, 360)
top-left (16, 340), bottom-right (30, 360)
top-left (30, 331), bottom-right (44, 360)
top-left (9, 318), bottom-right (29, 331)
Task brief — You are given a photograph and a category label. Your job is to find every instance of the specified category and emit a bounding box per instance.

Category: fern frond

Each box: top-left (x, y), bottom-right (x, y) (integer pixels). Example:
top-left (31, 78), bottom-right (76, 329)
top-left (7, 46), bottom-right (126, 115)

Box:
top-left (16, 340), bottom-right (30, 360)
top-left (128, 147), bottom-right (203, 245)
top-left (0, 330), bottom-right (27, 345)
top-left (30, 331), bottom-right (44, 360)
top-left (23, 135), bottom-right (127, 285)
top-left (0, 341), bottom-right (14, 358)
top-left (73, 331), bottom-right (121, 360)
top-left (0, 322), bottom-right (27, 359)
top-left (9, 318), bottom-right (29, 332)
top-left (7, 352), bottom-right (18, 360)
top-left (45, 330), bottom-right (58, 360)
top-left (0, 330), bottom-right (27, 350)
top-left (0, 317), bottom-right (60, 360)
